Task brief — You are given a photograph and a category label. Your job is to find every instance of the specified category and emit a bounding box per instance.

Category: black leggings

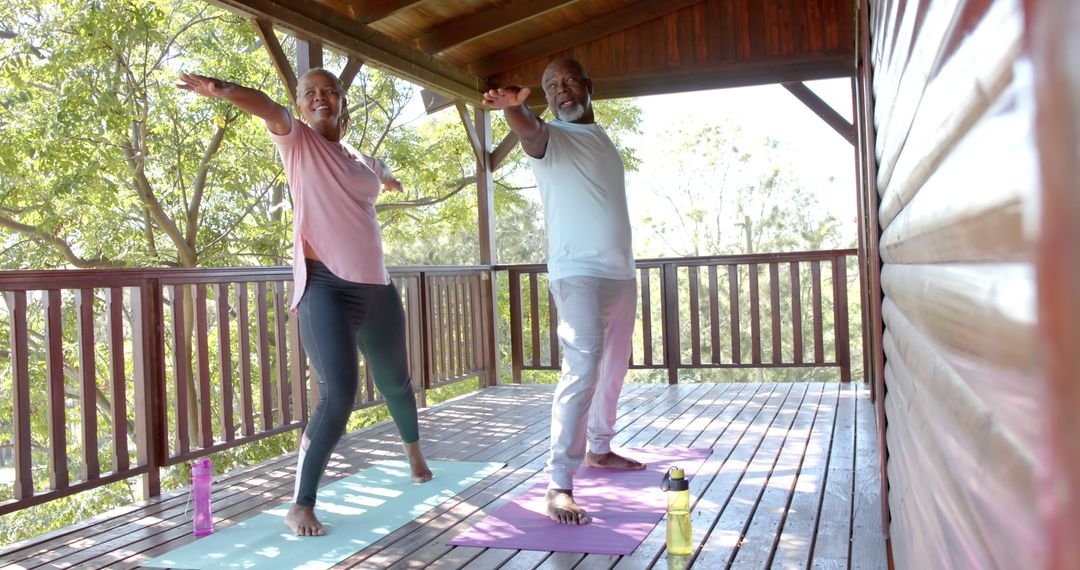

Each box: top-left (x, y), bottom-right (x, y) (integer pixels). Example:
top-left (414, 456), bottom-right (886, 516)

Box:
top-left (294, 260), bottom-right (419, 506)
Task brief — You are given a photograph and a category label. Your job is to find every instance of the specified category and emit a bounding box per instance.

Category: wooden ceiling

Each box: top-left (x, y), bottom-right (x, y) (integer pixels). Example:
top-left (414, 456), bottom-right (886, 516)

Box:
top-left (209, 0), bottom-right (856, 106)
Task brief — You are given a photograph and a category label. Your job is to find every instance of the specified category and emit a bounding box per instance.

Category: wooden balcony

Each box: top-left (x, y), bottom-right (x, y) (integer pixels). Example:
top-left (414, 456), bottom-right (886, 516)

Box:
top-left (0, 249), bottom-right (877, 568)
top-left (0, 382), bottom-right (885, 569)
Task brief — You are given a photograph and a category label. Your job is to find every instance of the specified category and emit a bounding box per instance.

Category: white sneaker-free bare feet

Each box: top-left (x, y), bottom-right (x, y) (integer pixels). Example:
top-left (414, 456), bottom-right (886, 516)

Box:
top-left (586, 450), bottom-right (646, 470)
top-left (546, 489), bottom-right (590, 525)
top-left (284, 504), bottom-right (325, 536)
top-left (403, 441), bottom-right (433, 482)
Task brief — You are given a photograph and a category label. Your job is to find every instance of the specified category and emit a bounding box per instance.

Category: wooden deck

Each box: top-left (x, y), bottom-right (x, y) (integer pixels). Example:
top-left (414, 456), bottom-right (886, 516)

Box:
top-left (0, 382), bottom-right (887, 569)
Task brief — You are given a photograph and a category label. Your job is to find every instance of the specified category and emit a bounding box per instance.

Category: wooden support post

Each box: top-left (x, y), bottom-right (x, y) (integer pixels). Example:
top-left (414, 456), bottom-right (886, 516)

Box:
top-left (252, 19), bottom-right (298, 108)
top-left (132, 280), bottom-right (165, 500)
top-left (470, 106), bottom-right (501, 387)
top-left (7, 291), bottom-right (33, 500)
top-left (339, 56), bottom-right (364, 92)
top-left (1032, 0), bottom-right (1080, 566)
top-left (43, 290), bottom-right (68, 490)
top-left (295, 37), bottom-right (323, 76)
top-left (418, 271), bottom-right (433, 404)
top-left (508, 270), bottom-right (523, 384)
top-left (832, 255), bottom-right (851, 382)
top-left (856, 0), bottom-right (889, 544)
top-left (661, 263), bottom-right (680, 384)
top-left (783, 81), bottom-right (856, 145)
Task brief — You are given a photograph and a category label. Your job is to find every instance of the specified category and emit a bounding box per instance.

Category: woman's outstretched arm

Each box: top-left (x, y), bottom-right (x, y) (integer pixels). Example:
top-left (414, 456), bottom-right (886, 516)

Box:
top-left (177, 72), bottom-right (291, 135)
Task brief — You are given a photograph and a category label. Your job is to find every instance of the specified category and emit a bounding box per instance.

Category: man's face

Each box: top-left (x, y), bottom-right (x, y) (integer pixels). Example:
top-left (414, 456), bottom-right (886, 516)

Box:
top-left (542, 62), bottom-right (591, 122)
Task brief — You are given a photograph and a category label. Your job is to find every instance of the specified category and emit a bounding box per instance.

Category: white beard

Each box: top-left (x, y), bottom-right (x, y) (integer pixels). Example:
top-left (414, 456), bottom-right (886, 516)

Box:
top-left (556, 102), bottom-right (585, 122)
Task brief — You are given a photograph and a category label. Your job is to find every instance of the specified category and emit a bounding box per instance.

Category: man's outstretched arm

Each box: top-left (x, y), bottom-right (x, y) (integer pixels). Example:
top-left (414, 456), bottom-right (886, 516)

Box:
top-left (482, 87), bottom-right (549, 159)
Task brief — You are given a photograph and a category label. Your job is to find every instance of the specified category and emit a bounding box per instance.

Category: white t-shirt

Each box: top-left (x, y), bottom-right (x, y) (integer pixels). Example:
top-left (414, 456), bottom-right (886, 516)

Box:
top-left (527, 119), bottom-right (635, 281)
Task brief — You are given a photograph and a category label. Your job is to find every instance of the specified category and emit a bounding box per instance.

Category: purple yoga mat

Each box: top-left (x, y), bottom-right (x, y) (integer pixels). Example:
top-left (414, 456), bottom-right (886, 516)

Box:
top-left (449, 447), bottom-right (712, 555)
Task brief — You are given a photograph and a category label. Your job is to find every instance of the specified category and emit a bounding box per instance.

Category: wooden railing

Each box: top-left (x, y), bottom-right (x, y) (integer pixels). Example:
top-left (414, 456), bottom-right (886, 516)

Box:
top-left (502, 250), bottom-right (858, 384)
top-left (0, 265), bottom-right (491, 515)
top-left (0, 251), bottom-right (854, 516)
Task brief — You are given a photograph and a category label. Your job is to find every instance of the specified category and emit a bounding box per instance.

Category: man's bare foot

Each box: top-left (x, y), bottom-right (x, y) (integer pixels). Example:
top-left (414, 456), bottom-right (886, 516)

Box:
top-left (586, 450), bottom-right (647, 470)
top-left (546, 489), bottom-right (590, 525)
top-left (403, 441), bottom-right (433, 482)
top-left (284, 504), bottom-right (325, 536)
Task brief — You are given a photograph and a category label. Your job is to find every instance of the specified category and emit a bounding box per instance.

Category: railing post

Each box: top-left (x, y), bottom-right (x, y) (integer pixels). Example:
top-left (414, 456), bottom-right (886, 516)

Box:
top-left (508, 270), bottom-right (523, 384)
top-left (417, 271), bottom-right (432, 403)
top-left (661, 263), bottom-right (680, 384)
top-left (832, 255), bottom-right (852, 382)
top-left (7, 291), bottom-right (33, 501)
top-left (477, 270), bottom-right (501, 388)
top-left (132, 279), bottom-right (165, 499)
top-left (479, 270), bottom-right (501, 387)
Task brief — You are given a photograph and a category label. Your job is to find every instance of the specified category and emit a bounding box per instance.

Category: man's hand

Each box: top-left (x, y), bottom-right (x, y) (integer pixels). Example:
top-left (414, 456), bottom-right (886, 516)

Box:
top-left (483, 86), bottom-right (530, 109)
top-left (177, 72), bottom-right (232, 99)
top-left (382, 178), bottom-right (404, 193)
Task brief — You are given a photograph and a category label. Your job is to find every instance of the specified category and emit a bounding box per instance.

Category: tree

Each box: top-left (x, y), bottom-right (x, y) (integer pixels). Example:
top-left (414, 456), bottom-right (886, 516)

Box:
top-left (636, 120), bottom-right (845, 258)
top-left (0, 0), bottom-right (296, 269)
top-left (0, 0), bottom-right (646, 544)
top-left (631, 119), bottom-right (858, 382)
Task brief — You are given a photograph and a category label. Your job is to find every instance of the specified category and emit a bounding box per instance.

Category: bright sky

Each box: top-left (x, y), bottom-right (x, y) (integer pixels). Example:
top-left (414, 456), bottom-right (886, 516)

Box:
top-left (398, 77), bottom-right (858, 257)
top-left (623, 78), bottom-right (858, 254)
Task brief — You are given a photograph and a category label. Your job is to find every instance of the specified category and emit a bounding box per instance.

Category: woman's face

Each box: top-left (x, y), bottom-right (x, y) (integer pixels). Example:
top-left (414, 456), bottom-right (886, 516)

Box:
top-left (298, 71), bottom-right (344, 139)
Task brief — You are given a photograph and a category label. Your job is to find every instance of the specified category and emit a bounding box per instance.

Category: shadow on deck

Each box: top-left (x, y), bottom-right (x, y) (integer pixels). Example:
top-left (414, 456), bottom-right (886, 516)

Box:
top-left (1, 382), bottom-right (886, 569)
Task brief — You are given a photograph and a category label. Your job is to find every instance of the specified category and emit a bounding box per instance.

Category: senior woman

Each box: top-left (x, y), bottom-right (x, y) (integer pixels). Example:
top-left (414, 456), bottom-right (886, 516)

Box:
top-left (177, 68), bottom-right (432, 537)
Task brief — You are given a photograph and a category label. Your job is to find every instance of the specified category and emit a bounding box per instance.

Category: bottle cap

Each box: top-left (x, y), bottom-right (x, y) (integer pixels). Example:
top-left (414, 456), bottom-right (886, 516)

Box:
top-left (661, 466), bottom-right (690, 491)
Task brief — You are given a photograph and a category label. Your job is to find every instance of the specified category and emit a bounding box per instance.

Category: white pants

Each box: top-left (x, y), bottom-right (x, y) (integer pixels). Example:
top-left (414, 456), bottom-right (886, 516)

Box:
top-left (546, 276), bottom-right (637, 490)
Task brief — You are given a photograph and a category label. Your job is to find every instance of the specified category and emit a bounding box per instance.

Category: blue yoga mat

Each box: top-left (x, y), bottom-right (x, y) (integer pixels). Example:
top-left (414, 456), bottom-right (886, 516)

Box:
top-left (143, 460), bottom-right (503, 570)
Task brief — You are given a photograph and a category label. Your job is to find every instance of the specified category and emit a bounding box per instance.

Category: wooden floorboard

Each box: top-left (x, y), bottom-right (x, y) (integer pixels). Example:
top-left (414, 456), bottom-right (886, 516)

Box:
top-left (0, 382), bottom-right (886, 570)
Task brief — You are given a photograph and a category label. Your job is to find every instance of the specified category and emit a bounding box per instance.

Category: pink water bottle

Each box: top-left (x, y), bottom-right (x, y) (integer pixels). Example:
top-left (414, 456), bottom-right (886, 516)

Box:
top-left (192, 457), bottom-right (214, 536)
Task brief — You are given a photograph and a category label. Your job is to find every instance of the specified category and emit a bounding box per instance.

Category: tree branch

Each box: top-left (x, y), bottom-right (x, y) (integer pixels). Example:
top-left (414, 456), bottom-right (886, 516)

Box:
top-left (121, 123), bottom-right (197, 266)
top-left (376, 175), bottom-right (474, 212)
top-left (0, 214), bottom-right (124, 268)
top-left (186, 117), bottom-right (232, 246)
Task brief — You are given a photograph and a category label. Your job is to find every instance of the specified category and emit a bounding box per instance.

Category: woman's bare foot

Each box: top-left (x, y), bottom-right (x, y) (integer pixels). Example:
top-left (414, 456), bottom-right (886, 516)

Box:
top-left (546, 489), bottom-right (590, 525)
top-left (284, 504), bottom-right (325, 536)
top-left (403, 441), bottom-right (433, 482)
top-left (586, 450), bottom-right (647, 470)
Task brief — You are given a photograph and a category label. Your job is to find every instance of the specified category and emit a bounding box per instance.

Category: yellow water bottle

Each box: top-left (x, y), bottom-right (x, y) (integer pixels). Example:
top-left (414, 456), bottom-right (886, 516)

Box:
top-left (663, 466), bottom-right (692, 555)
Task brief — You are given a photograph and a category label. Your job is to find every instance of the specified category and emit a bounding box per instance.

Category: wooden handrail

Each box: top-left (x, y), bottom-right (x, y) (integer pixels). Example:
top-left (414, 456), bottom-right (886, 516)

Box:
top-left (502, 250), bottom-right (859, 383)
top-left (0, 264), bottom-right (490, 516)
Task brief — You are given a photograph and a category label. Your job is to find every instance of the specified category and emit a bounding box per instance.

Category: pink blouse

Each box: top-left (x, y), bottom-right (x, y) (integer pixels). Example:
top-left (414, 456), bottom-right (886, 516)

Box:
top-left (269, 115), bottom-right (390, 309)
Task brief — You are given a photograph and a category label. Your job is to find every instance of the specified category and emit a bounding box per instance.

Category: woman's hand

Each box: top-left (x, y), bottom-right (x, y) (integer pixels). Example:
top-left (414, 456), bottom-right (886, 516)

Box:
top-left (176, 72), bottom-right (290, 135)
top-left (482, 86), bottom-right (530, 109)
top-left (177, 72), bottom-right (233, 99)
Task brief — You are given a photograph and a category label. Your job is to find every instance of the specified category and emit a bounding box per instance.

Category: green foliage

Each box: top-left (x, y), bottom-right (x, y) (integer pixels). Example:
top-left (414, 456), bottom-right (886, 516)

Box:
top-left (636, 120), bottom-right (847, 257)
top-left (0, 0), bottom-right (291, 269)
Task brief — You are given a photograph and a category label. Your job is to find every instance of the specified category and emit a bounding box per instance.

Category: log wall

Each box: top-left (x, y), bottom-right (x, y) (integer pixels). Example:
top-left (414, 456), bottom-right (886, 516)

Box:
top-left (866, 0), bottom-right (1047, 567)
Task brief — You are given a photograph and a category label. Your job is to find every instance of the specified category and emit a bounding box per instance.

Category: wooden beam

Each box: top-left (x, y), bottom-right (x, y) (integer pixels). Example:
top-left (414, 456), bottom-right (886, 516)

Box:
top-left (213, 0), bottom-right (484, 103)
top-left (339, 56), bottom-right (364, 91)
top-left (252, 19), bottom-right (298, 107)
top-left (475, 108), bottom-right (496, 265)
top-left (491, 132), bottom-right (520, 171)
top-left (783, 81), bottom-right (855, 145)
top-left (421, 88), bottom-right (455, 114)
top-left (352, 0), bottom-right (425, 24)
top-left (472, 0), bottom-right (706, 77)
top-left (456, 102), bottom-right (485, 162)
top-left (415, 0), bottom-right (579, 53)
top-left (295, 37), bottom-right (323, 76)
top-left (1033, 0), bottom-right (1080, 567)
top-left (564, 54), bottom-right (854, 102)
top-left (855, 0), bottom-right (887, 538)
